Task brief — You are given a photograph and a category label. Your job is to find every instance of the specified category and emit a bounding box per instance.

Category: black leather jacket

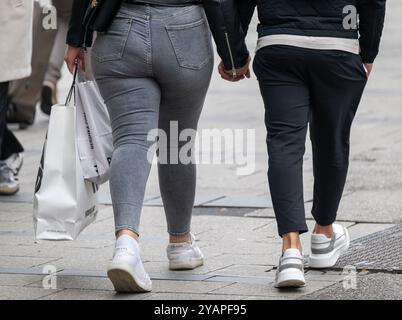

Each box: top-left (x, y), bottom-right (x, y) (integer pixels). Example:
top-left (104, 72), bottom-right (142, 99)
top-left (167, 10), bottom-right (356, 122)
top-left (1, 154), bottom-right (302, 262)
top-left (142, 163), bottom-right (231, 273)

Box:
top-left (67, 0), bottom-right (251, 72)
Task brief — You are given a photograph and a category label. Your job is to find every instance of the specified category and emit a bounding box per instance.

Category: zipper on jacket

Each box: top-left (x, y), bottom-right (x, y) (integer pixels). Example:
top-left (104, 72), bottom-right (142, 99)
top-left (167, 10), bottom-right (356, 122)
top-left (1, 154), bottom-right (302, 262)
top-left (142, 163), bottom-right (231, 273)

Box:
top-left (224, 31), bottom-right (237, 77)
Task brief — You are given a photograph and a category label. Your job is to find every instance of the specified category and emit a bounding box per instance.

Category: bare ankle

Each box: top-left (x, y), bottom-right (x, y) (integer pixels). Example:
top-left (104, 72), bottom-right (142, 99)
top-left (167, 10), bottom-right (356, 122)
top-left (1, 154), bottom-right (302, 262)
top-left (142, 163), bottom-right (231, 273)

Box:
top-left (170, 233), bottom-right (191, 244)
top-left (117, 230), bottom-right (139, 242)
top-left (314, 224), bottom-right (334, 238)
top-left (282, 232), bottom-right (303, 254)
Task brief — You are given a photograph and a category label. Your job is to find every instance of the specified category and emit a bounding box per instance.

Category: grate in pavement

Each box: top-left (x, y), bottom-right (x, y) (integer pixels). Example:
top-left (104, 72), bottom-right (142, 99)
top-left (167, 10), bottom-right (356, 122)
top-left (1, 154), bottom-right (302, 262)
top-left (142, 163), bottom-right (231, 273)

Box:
top-left (333, 224), bottom-right (402, 272)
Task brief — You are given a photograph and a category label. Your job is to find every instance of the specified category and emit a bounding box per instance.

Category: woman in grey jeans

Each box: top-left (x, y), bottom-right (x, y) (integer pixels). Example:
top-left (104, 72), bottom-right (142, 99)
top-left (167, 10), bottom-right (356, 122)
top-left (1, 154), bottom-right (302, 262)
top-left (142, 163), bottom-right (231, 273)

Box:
top-left (65, 0), bottom-right (250, 293)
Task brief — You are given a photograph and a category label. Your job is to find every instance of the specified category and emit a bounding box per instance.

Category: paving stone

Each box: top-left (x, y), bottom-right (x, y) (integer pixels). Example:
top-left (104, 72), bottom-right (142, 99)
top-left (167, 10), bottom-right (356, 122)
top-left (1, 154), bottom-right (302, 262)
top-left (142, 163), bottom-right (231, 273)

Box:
top-left (301, 273), bottom-right (402, 300)
top-left (304, 271), bottom-right (345, 283)
top-left (0, 193), bottom-right (33, 205)
top-left (57, 269), bottom-right (107, 278)
top-left (335, 191), bottom-right (402, 224)
top-left (347, 223), bottom-right (396, 240)
top-left (0, 285), bottom-right (62, 300)
top-left (243, 296), bottom-right (289, 300)
top-left (0, 256), bottom-right (61, 269)
top-left (144, 260), bottom-right (234, 276)
top-left (207, 275), bottom-right (273, 285)
top-left (27, 275), bottom-right (114, 291)
top-left (0, 209), bottom-right (32, 222)
top-left (51, 257), bottom-right (110, 272)
top-left (0, 221), bottom-right (37, 235)
top-left (0, 245), bottom-right (43, 258)
top-left (207, 264), bottom-right (274, 278)
top-left (40, 288), bottom-right (153, 300)
top-left (203, 195), bottom-right (273, 208)
top-left (0, 274), bottom-right (43, 287)
top-left (210, 281), bottom-right (335, 299)
top-left (145, 293), bottom-right (247, 300)
top-left (206, 253), bottom-right (278, 267)
top-left (152, 280), bottom-right (232, 294)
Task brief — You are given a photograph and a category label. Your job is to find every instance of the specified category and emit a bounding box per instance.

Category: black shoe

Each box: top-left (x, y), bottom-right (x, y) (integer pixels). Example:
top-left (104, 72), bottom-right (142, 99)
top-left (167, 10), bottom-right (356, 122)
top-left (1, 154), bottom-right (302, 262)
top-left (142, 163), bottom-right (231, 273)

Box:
top-left (6, 101), bottom-right (36, 129)
top-left (40, 85), bottom-right (54, 116)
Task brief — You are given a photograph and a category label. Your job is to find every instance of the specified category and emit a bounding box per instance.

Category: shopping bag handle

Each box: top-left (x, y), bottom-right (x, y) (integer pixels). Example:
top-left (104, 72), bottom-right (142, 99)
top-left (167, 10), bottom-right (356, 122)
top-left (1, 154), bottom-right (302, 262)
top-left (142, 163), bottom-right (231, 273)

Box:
top-left (65, 64), bottom-right (79, 106)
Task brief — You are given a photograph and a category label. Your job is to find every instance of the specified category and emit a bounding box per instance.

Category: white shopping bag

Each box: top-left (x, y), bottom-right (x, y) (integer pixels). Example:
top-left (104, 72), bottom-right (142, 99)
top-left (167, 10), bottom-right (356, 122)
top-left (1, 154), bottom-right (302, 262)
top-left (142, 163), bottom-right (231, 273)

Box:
top-left (75, 78), bottom-right (113, 185)
top-left (33, 75), bottom-right (99, 241)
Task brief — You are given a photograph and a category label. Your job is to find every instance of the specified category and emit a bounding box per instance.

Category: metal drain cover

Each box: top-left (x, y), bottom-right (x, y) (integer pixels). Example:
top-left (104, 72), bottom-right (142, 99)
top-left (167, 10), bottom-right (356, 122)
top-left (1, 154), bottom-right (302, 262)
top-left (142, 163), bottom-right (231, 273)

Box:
top-left (334, 224), bottom-right (402, 272)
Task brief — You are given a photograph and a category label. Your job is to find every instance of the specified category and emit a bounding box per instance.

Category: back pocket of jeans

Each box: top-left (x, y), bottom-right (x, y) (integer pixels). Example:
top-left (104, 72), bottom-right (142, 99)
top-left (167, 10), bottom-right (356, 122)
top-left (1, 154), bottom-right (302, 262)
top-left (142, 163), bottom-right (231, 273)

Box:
top-left (166, 19), bottom-right (212, 70)
top-left (92, 18), bottom-right (132, 63)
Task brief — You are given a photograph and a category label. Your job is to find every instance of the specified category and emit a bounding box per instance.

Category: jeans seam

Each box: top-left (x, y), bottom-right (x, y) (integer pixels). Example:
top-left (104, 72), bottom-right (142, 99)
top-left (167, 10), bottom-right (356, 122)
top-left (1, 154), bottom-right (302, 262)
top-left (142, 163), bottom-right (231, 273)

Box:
top-left (146, 16), bottom-right (153, 76)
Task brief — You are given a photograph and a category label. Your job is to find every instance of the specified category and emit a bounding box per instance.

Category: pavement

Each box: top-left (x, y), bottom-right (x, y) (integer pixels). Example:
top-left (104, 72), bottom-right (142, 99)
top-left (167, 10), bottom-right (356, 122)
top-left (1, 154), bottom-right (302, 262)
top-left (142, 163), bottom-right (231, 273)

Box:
top-left (0, 2), bottom-right (402, 300)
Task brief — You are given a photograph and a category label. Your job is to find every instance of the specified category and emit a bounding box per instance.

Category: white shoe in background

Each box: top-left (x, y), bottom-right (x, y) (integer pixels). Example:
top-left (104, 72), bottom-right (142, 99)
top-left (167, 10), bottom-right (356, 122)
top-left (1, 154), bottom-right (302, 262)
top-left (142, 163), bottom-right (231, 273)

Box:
top-left (0, 162), bottom-right (19, 195)
top-left (5, 153), bottom-right (23, 175)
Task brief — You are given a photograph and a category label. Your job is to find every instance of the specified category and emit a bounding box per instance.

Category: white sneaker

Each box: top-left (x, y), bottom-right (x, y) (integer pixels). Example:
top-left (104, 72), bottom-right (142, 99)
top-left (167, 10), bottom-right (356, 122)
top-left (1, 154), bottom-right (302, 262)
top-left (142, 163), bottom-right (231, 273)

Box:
top-left (167, 234), bottom-right (204, 270)
top-left (107, 236), bottom-right (152, 293)
top-left (275, 248), bottom-right (306, 288)
top-left (0, 163), bottom-right (19, 195)
top-left (309, 224), bottom-right (350, 269)
top-left (5, 153), bottom-right (23, 175)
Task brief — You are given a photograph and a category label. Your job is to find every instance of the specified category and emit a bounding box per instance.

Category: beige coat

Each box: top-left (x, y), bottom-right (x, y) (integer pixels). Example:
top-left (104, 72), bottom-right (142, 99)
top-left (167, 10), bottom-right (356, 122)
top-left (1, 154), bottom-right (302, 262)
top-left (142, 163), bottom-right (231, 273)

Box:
top-left (0, 0), bottom-right (33, 82)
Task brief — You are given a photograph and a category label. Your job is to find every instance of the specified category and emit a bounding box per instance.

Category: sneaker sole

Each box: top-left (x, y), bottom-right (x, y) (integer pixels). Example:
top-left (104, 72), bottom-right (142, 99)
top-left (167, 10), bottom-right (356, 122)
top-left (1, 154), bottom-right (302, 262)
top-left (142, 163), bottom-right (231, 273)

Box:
top-left (107, 265), bottom-right (152, 293)
top-left (169, 257), bottom-right (204, 271)
top-left (309, 227), bottom-right (351, 269)
top-left (275, 268), bottom-right (306, 288)
top-left (0, 185), bottom-right (19, 196)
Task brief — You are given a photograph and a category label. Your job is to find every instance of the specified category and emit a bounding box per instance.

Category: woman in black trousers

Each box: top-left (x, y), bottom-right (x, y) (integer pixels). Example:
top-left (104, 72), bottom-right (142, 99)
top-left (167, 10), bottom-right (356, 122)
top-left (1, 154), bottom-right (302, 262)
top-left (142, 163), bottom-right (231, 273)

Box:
top-left (219, 0), bottom-right (386, 288)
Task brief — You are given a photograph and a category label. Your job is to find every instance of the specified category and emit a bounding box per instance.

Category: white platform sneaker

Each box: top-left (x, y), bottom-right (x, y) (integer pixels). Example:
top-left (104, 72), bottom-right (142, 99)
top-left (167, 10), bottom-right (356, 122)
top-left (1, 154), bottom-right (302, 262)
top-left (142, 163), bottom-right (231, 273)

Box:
top-left (107, 235), bottom-right (152, 293)
top-left (275, 248), bottom-right (306, 288)
top-left (309, 224), bottom-right (350, 269)
top-left (167, 234), bottom-right (204, 270)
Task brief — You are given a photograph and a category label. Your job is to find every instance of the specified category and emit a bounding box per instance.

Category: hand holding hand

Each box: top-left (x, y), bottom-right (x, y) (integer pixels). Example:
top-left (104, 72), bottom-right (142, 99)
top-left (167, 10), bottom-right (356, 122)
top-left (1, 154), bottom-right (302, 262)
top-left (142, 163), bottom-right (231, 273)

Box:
top-left (218, 57), bottom-right (251, 82)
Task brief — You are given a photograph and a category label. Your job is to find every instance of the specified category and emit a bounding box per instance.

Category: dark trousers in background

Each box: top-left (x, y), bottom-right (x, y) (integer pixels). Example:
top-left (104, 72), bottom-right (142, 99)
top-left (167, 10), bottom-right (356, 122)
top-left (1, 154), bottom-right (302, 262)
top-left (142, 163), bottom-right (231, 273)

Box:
top-left (0, 82), bottom-right (24, 160)
top-left (253, 45), bottom-right (368, 236)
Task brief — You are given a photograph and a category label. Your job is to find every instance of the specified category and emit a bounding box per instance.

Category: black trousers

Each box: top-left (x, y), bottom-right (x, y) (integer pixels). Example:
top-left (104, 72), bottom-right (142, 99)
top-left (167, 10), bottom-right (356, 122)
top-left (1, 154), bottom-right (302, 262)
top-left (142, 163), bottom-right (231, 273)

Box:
top-left (253, 46), bottom-right (367, 236)
top-left (0, 82), bottom-right (24, 161)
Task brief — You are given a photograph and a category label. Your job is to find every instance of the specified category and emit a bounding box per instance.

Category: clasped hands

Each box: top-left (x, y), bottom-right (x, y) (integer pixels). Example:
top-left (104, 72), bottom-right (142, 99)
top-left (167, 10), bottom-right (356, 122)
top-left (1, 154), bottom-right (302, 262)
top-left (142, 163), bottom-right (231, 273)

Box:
top-left (218, 57), bottom-right (251, 82)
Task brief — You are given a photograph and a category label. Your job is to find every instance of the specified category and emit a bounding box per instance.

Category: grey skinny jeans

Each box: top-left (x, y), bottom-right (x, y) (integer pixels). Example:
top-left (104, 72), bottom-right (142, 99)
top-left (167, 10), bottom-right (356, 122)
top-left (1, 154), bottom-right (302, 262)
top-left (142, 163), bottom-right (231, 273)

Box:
top-left (92, 4), bottom-right (214, 236)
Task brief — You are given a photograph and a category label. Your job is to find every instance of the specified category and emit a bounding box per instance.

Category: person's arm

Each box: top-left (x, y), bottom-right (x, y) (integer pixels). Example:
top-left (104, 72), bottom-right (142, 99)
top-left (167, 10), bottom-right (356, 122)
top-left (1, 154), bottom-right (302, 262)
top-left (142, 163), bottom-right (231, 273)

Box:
top-left (357, 0), bottom-right (386, 64)
top-left (237, 0), bottom-right (257, 37)
top-left (66, 0), bottom-right (91, 48)
top-left (203, 0), bottom-right (256, 76)
top-left (65, 0), bottom-right (91, 74)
